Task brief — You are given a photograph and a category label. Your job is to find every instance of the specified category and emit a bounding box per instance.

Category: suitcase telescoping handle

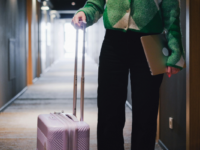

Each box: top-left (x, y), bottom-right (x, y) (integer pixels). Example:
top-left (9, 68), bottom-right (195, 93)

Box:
top-left (73, 21), bottom-right (86, 121)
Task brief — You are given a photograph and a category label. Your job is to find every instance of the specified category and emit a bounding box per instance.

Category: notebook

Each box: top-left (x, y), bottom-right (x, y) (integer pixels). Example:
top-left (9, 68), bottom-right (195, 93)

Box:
top-left (140, 34), bottom-right (170, 76)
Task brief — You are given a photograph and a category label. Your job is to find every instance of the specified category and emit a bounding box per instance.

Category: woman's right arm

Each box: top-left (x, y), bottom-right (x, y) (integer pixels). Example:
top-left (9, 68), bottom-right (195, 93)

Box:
top-left (72, 0), bottom-right (105, 27)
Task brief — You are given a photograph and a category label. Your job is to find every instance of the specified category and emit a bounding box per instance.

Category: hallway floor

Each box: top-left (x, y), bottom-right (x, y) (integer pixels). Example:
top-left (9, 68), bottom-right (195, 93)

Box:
top-left (0, 53), bottom-right (162, 150)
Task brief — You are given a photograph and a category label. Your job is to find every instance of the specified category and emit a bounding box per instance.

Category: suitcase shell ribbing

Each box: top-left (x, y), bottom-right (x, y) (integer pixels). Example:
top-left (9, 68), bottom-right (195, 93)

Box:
top-left (37, 113), bottom-right (90, 150)
top-left (37, 22), bottom-right (90, 150)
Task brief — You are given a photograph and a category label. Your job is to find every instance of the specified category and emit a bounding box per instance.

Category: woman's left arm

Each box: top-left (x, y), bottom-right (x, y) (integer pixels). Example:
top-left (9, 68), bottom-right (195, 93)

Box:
top-left (161, 0), bottom-right (185, 76)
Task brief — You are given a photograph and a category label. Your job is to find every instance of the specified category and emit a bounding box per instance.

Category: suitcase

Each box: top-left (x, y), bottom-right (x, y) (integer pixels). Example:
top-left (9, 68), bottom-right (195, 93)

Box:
top-left (37, 21), bottom-right (90, 150)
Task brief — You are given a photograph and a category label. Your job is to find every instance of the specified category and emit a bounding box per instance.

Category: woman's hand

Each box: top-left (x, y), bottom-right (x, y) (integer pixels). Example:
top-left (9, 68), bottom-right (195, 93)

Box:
top-left (166, 66), bottom-right (181, 78)
top-left (72, 12), bottom-right (86, 28)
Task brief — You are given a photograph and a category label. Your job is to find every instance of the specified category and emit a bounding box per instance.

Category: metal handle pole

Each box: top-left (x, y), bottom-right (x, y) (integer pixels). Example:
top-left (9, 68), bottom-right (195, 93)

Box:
top-left (80, 22), bottom-right (86, 121)
top-left (73, 29), bottom-right (79, 116)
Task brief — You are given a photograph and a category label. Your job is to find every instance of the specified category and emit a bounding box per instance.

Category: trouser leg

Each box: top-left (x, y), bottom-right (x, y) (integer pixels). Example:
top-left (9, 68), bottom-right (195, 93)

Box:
top-left (97, 38), bottom-right (129, 150)
top-left (129, 35), bottom-right (164, 150)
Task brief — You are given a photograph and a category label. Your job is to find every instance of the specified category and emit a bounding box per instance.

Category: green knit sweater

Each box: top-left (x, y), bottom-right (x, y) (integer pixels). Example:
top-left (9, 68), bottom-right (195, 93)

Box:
top-left (77, 0), bottom-right (185, 69)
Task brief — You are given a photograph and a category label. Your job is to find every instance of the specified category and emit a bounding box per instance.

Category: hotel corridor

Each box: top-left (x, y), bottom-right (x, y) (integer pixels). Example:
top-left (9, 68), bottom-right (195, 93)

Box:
top-left (0, 53), bottom-right (148, 150)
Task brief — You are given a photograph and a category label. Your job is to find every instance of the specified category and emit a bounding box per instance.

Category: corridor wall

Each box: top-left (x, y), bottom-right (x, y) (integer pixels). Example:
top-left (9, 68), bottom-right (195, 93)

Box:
top-left (159, 0), bottom-right (186, 149)
top-left (31, 0), bottom-right (40, 79)
top-left (50, 19), bottom-right (65, 64)
top-left (86, 17), bottom-right (106, 64)
top-left (39, 12), bottom-right (65, 73)
top-left (0, 0), bottom-right (64, 110)
top-left (0, 0), bottom-right (27, 108)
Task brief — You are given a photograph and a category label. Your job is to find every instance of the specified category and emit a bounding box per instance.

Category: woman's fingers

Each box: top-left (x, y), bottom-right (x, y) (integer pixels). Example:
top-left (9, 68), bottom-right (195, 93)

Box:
top-left (82, 13), bottom-right (86, 22)
top-left (171, 67), bottom-right (180, 74)
top-left (72, 14), bottom-right (80, 27)
top-left (75, 16), bottom-right (80, 27)
top-left (166, 67), bottom-right (171, 77)
top-left (167, 66), bottom-right (172, 74)
top-left (166, 66), bottom-right (181, 77)
top-left (72, 12), bottom-right (86, 28)
top-left (71, 17), bottom-right (75, 26)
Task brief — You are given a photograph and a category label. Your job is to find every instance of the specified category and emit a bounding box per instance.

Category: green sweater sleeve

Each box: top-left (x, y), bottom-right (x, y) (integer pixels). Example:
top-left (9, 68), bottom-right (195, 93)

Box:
top-left (161, 0), bottom-right (186, 69)
top-left (76, 0), bottom-right (105, 27)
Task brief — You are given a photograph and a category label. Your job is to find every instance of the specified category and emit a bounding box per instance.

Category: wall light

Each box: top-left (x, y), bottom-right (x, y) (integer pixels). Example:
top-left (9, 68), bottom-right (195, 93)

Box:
top-left (41, 1), bottom-right (49, 10)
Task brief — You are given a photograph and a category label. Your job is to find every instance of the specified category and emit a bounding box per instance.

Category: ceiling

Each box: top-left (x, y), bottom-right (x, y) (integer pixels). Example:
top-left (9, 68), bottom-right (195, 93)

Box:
top-left (49, 0), bottom-right (87, 10)
top-left (38, 0), bottom-right (87, 19)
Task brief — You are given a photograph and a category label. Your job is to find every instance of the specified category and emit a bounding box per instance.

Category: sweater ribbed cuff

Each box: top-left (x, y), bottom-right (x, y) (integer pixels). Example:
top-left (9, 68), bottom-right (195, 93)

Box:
top-left (166, 63), bottom-right (183, 70)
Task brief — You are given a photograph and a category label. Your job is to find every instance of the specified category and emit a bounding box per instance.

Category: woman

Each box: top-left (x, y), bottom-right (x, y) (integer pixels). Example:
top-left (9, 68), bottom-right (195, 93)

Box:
top-left (72, 0), bottom-right (185, 150)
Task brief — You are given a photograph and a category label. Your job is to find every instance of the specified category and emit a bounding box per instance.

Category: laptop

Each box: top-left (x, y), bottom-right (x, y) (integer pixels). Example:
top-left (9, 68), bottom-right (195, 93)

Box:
top-left (141, 34), bottom-right (170, 76)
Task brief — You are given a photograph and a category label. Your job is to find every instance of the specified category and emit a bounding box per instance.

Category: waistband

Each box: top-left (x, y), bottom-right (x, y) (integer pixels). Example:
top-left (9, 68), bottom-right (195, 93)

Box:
top-left (104, 29), bottom-right (159, 41)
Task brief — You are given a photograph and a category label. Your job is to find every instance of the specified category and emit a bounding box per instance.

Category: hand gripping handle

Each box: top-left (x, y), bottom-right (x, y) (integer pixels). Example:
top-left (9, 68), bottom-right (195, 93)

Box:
top-left (73, 21), bottom-right (86, 122)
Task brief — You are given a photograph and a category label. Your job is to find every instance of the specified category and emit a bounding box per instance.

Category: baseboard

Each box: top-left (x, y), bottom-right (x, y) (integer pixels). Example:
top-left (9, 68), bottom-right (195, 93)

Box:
top-left (32, 77), bottom-right (38, 83)
top-left (158, 140), bottom-right (169, 150)
top-left (41, 58), bottom-right (62, 76)
top-left (0, 87), bottom-right (28, 112)
top-left (126, 101), bottom-right (132, 110)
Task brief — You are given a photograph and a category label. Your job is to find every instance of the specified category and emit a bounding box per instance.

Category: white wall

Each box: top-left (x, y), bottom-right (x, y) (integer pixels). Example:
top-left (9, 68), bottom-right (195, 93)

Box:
top-left (86, 18), bottom-right (106, 64)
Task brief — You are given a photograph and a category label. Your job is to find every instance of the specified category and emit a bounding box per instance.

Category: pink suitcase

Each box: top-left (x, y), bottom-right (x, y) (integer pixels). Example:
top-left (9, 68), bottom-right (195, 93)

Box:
top-left (37, 22), bottom-right (90, 150)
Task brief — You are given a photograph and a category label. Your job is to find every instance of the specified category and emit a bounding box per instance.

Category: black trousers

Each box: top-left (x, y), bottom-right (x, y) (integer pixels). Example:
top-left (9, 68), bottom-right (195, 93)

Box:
top-left (97, 29), bottom-right (164, 150)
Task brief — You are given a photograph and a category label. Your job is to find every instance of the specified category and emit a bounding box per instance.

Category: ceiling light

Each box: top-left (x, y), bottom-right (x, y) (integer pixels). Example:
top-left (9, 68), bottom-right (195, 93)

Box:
top-left (71, 2), bottom-right (76, 6)
top-left (41, 1), bottom-right (50, 10)
top-left (41, 6), bottom-right (49, 10)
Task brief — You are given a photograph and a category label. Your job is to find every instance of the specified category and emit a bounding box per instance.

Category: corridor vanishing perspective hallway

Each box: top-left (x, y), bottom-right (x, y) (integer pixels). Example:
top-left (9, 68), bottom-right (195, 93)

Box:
top-left (0, 53), bottom-right (162, 150)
